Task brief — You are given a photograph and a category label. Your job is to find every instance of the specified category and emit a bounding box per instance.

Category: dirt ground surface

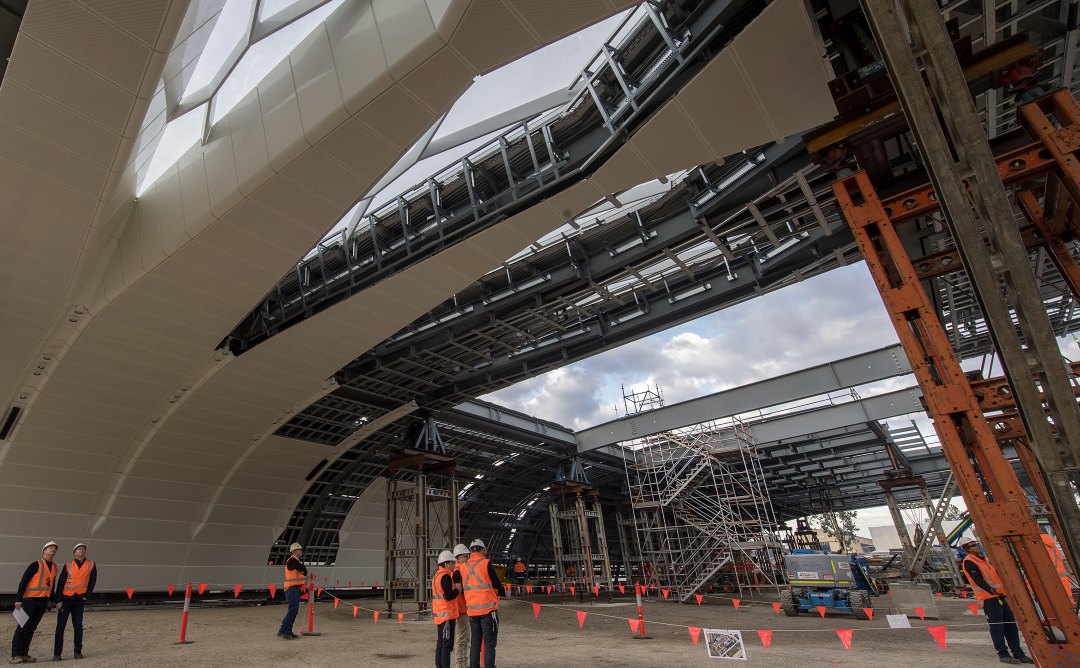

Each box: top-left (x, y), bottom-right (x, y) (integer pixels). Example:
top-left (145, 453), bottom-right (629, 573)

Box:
top-left (3, 593), bottom-right (1015, 666)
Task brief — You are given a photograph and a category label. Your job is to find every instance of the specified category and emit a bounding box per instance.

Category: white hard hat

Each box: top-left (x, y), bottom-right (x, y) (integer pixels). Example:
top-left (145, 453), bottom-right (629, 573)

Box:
top-left (453, 544), bottom-right (470, 557)
top-left (469, 539), bottom-right (486, 550)
top-left (42, 541), bottom-right (58, 552)
top-left (438, 550), bottom-right (456, 564)
top-left (289, 542), bottom-right (303, 552)
top-left (72, 543), bottom-right (87, 553)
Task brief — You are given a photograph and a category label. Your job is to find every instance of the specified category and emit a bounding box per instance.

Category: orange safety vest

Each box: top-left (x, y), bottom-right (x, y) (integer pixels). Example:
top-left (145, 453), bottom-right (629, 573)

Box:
top-left (1040, 534), bottom-right (1072, 597)
top-left (460, 553), bottom-right (499, 616)
top-left (62, 559), bottom-right (95, 597)
top-left (431, 566), bottom-right (459, 625)
top-left (962, 553), bottom-right (1004, 603)
top-left (25, 560), bottom-right (57, 599)
top-left (514, 562), bottom-right (526, 574)
top-left (284, 559), bottom-right (306, 589)
top-left (453, 567), bottom-right (467, 614)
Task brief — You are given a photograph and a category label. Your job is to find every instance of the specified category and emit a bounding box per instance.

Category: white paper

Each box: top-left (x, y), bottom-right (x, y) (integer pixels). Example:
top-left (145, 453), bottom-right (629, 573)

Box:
top-left (12, 607), bottom-right (29, 628)
top-left (703, 628), bottom-right (747, 660)
top-left (886, 613), bottom-right (911, 629)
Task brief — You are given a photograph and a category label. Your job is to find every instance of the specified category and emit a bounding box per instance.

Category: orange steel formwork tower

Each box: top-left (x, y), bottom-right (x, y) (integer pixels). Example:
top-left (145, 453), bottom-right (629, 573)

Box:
top-left (833, 91), bottom-right (1080, 665)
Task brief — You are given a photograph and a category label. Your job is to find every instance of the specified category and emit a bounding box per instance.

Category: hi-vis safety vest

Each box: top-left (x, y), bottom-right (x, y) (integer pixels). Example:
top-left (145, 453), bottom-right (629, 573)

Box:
top-left (1040, 534), bottom-right (1072, 597)
top-left (25, 560), bottom-right (57, 599)
top-left (431, 566), bottom-right (459, 625)
top-left (514, 562), bottom-right (526, 573)
top-left (460, 553), bottom-right (499, 616)
top-left (62, 560), bottom-right (95, 597)
top-left (284, 560), bottom-right (306, 589)
top-left (962, 553), bottom-right (1004, 603)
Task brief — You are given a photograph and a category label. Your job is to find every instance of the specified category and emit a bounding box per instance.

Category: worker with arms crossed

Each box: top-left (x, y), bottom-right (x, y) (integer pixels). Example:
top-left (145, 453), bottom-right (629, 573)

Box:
top-left (52, 543), bottom-right (96, 661)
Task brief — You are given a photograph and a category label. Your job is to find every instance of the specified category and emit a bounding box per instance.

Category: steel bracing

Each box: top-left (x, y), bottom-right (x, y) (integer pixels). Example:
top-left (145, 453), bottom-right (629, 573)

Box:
top-left (261, 0), bottom-right (1080, 574)
top-left (621, 386), bottom-right (784, 603)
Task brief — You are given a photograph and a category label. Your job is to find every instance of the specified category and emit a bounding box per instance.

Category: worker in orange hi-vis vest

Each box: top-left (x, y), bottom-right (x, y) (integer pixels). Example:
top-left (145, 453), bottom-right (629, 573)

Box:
top-left (459, 539), bottom-right (504, 668)
top-left (959, 539), bottom-right (1034, 665)
top-left (1040, 533), bottom-right (1074, 601)
top-left (11, 541), bottom-right (59, 664)
top-left (53, 543), bottom-right (97, 660)
top-left (513, 558), bottom-right (527, 587)
top-left (432, 550), bottom-right (461, 668)
top-left (451, 544), bottom-right (471, 668)
top-left (278, 543), bottom-right (308, 640)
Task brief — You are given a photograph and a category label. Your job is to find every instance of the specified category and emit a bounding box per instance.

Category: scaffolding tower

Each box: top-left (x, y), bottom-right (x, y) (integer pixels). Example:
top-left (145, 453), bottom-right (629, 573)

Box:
top-left (621, 386), bottom-right (784, 602)
top-left (548, 458), bottom-right (614, 591)
top-left (384, 415), bottom-right (459, 615)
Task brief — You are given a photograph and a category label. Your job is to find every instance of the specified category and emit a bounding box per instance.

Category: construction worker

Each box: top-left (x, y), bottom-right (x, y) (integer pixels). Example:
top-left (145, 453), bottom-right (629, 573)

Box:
top-left (11, 541), bottom-right (59, 664)
top-left (460, 539), bottom-right (504, 668)
top-left (452, 544), bottom-right (471, 668)
top-left (959, 539), bottom-right (1034, 664)
top-left (278, 543), bottom-right (307, 640)
top-left (513, 559), bottom-right (527, 588)
top-left (432, 550), bottom-right (460, 668)
top-left (1040, 533), bottom-right (1073, 601)
top-left (53, 543), bottom-right (96, 661)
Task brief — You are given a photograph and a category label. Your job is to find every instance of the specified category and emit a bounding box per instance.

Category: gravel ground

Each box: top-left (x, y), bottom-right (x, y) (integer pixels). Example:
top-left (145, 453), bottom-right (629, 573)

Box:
top-left (2, 592), bottom-right (1012, 666)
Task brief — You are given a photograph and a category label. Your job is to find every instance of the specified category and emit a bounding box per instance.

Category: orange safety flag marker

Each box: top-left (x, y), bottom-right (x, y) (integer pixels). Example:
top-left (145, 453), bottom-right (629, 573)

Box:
top-left (398, 613), bottom-right (404, 624)
top-left (348, 581), bottom-right (353, 588)
top-left (375, 582), bottom-right (380, 588)
top-left (373, 610), bottom-right (380, 623)
top-left (198, 583), bottom-right (208, 595)
top-left (532, 603), bottom-right (541, 619)
top-left (816, 605), bottom-right (827, 618)
top-left (836, 629), bottom-right (853, 651)
top-left (771, 602), bottom-right (781, 615)
top-left (958, 590), bottom-right (966, 598)
top-left (966, 603), bottom-right (979, 616)
top-left (688, 626), bottom-right (701, 645)
top-left (576, 611), bottom-right (587, 629)
top-left (732, 598), bottom-right (741, 611)
top-left (570, 586), bottom-right (576, 596)
top-left (234, 584), bottom-right (242, 598)
top-left (126, 587), bottom-right (135, 600)
top-left (862, 608), bottom-right (874, 621)
top-left (316, 587), bottom-right (323, 598)
top-left (336, 580), bottom-right (340, 587)
top-left (167, 585), bottom-right (175, 597)
top-left (662, 589), bottom-right (670, 599)
top-left (757, 630), bottom-right (773, 649)
top-left (334, 597), bottom-right (340, 610)
top-left (527, 585), bottom-right (533, 594)
top-left (352, 606), bottom-right (358, 618)
top-left (914, 607), bottom-right (925, 620)
top-left (619, 585), bottom-right (625, 595)
top-left (695, 594), bottom-right (704, 605)
top-left (927, 625), bottom-right (947, 651)
top-left (628, 618), bottom-right (640, 634)
top-left (593, 585), bottom-right (600, 597)
top-left (935, 592), bottom-right (942, 598)
top-left (269, 583), bottom-right (277, 598)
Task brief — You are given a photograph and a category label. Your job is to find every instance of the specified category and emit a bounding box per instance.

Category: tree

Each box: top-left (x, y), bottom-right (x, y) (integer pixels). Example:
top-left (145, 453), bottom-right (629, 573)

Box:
top-left (942, 503), bottom-right (965, 521)
top-left (809, 510), bottom-right (860, 553)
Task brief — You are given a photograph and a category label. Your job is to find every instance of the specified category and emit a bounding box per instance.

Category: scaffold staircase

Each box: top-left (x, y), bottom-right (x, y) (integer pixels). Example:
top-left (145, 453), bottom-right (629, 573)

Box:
top-left (621, 386), bottom-right (784, 603)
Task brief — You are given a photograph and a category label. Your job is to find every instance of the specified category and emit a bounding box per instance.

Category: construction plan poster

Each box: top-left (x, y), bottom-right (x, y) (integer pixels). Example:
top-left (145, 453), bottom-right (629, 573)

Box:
top-left (704, 629), bottom-right (747, 660)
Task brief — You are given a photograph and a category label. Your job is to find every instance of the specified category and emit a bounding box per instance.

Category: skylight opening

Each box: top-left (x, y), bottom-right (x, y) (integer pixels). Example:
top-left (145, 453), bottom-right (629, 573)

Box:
top-left (184, 0), bottom-right (256, 102)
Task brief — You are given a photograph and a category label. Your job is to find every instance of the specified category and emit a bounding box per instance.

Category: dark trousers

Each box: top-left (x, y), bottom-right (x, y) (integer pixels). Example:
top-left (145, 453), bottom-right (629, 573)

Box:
top-left (435, 619), bottom-right (456, 668)
top-left (11, 599), bottom-right (47, 658)
top-left (469, 611), bottom-right (498, 668)
top-left (54, 600), bottom-right (85, 656)
top-left (983, 596), bottom-right (1025, 658)
top-left (280, 586), bottom-right (301, 634)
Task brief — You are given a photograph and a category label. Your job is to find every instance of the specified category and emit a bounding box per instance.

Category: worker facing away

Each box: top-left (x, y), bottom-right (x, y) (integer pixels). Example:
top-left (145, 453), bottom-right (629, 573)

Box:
top-left (53, 543), bottom-right (97, 661)
top-left (452, 544), bottom-right (471, 668)
top-left (432, 550), bottom-right (461, 668)
top-left (459, 539), bottom-right (504, 668)
top-left (513, 559), bottom-right (526, 587)
top-left (959, 539), bottom-right (1034, 664)
top-left (11, 541), bottom-right (59, 664)
top-left (278, 543), bottom-right (308, 640)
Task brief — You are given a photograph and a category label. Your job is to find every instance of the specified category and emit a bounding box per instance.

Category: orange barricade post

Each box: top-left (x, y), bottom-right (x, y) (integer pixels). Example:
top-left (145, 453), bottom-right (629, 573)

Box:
top-left (632, 585), bottom-right (651, 640)
top-left (302, 573), bottom-right (322, 636)
top-left (175, 582), bottom-right (194, 645)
